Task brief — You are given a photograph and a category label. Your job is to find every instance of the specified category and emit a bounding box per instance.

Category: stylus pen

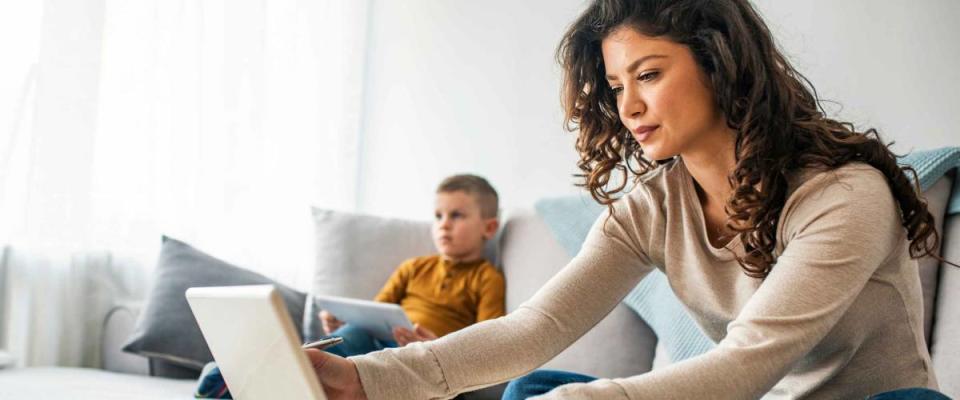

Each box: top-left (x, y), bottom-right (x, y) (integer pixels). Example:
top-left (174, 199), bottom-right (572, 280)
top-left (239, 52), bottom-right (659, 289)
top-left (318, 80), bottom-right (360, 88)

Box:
top-left (302, 336), bottom-right (344, 350)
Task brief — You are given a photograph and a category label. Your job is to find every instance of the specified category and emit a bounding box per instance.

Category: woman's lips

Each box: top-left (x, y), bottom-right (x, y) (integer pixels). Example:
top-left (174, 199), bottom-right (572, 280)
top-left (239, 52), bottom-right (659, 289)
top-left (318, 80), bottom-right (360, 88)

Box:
top-left (632, 125), bottom-right (659, 142)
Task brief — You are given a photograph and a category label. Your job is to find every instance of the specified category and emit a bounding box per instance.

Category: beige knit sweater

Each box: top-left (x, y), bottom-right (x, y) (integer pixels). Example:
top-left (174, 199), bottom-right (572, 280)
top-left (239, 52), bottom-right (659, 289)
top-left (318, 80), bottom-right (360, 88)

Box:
top-left (350, 159), bottom-right (938, 399)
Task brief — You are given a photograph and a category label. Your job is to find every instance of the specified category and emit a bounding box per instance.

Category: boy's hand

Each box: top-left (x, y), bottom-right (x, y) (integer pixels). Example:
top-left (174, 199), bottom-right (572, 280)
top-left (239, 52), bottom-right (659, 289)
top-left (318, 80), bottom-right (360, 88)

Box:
top-left (304, 349), bottom-right (367, 400)
top-left (392, 324), bottom-right (438, 346)
top-left (319, 310), bottom-right (344, 336)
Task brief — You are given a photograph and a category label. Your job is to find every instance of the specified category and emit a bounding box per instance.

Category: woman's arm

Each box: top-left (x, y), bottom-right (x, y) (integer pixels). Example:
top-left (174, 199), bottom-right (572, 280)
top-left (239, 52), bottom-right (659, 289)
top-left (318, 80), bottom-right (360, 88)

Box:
top-left (541, 166), bottom-right (908, 399)
top-left (350, 195), bottom-right (657, 399)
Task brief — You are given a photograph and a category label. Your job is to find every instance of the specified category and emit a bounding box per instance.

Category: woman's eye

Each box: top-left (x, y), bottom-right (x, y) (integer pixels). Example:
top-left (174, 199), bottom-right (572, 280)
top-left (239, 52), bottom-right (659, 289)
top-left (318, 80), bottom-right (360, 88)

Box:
top-left (638, 71), bottom-right (659, 82)
top-left (610, 86), bottom-right (623, 96)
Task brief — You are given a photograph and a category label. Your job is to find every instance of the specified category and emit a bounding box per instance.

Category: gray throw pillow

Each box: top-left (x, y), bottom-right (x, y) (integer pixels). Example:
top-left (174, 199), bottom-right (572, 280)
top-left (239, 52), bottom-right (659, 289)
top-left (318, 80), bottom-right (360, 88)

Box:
top-left (122, 236), bottom-right (306, 377)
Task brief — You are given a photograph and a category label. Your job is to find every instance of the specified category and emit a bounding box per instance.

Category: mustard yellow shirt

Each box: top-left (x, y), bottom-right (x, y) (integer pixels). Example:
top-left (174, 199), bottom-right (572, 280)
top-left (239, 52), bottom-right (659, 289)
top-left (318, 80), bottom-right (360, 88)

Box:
top-left (374, 254), bottom-right (505, 337)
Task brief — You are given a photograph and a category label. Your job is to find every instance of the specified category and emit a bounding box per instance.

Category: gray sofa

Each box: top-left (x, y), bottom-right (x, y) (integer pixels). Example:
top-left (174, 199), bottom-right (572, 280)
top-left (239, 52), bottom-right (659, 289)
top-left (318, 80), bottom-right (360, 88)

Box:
top-left (0, 172), bottom-right (957, 399)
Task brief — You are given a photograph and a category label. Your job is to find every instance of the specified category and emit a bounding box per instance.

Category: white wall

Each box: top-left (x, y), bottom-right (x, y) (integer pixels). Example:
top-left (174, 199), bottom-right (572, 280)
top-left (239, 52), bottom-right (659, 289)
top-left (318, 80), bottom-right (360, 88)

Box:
top-left (356, 0), bottom-right (960, 220)
top-left (753, 0), bottom-right (960, 152)
top-left (356, 0), bottom-right (586, 219)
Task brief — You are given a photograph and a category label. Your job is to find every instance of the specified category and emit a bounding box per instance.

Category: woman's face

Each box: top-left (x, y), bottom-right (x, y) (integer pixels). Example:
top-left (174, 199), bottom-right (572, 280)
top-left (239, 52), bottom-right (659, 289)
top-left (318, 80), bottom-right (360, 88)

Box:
top-left (601, 26), bottom-right (730, 161)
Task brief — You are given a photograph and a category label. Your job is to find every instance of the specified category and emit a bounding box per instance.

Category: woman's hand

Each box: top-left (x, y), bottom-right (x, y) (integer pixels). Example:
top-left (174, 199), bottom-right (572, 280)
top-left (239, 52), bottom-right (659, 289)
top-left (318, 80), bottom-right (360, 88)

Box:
top-left (304, 349), bottom-right (367, 400)
top-left (319, 309), bottom-right (344, 336)
top-left (392, 324), bottom-right (438, 346)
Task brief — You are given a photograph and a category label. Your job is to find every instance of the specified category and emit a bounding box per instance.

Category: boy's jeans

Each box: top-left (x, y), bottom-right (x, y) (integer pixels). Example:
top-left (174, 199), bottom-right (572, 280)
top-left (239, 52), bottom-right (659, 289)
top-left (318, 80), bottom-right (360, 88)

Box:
top-left (501, 370), bottom-right (952, 400)
top-left (324, 324), bottom-right (398, 358)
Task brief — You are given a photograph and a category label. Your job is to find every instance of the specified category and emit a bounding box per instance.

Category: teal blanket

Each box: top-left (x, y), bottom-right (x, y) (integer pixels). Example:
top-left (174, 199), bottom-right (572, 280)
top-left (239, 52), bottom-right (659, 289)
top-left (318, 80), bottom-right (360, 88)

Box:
top-left (535, 147), bottom-right (960, 363)
top-left (903, 147), bottom-right (960, 215)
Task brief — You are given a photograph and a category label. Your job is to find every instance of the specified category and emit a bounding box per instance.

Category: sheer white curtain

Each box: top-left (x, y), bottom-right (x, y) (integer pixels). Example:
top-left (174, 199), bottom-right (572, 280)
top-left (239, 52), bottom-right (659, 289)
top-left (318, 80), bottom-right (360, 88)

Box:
top-left (0, 0), bottom-right (370, 368)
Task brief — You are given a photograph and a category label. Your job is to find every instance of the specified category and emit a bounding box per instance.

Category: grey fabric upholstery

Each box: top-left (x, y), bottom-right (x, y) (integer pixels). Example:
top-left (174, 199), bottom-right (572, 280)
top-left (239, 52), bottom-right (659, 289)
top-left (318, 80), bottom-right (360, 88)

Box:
top-left (0, 367), bottom-right (196, 398)
top-left (101, 303), bottom-right (148, 375)
top-left (309, 208), bottom-right (437, 302)
top-left (931, 190), bottom-right (960, 398)
top-left (919, 175), bottom-right (954, 344)
top-left (102, 303), bottom-right (217, 380)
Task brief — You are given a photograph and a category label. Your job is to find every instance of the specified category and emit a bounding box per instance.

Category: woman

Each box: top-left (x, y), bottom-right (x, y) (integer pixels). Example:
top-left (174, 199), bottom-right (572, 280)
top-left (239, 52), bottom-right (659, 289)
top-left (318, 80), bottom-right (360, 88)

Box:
top-left (306, 0), bottom-right (951, 398)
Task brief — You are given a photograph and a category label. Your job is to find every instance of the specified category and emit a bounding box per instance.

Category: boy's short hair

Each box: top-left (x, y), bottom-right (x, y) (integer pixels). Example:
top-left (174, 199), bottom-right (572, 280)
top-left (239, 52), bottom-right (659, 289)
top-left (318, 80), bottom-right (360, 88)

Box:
top-left (436, 174), bottom-right (499, 219)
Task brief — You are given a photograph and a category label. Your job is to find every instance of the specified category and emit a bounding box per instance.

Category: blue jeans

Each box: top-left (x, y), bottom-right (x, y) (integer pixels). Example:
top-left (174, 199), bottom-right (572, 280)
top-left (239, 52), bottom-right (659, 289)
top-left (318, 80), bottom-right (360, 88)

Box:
top-left (501, 370), bottom-right (951, 400)
top-left (324, 324), bottom-right (398, 357)
top-left (502, 370), bottom-right (596, 399)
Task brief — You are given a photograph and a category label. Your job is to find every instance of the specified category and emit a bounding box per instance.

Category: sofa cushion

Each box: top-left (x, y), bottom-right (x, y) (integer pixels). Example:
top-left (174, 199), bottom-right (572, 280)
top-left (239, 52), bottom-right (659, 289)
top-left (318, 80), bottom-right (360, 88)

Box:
top-left (0, 367), bottom-right (195, 399)
top-left (931, 183), bottom-right (960, 399)
top-left (918, 175), bottom-right (954, 344)
top-left (122, 237), bottom-right (306, 376)
top-left (101, 303), bottom-right (149, 376)
top-left (304, 207), bottom-right (500, 342)
top-left (499, 208), bottom-right (657, 378)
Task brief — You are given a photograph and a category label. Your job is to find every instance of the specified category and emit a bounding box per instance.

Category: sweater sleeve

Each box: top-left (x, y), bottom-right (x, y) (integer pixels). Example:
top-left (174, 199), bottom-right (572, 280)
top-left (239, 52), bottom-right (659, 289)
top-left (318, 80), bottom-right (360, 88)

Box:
top-left (350, 193), bottom-right (657, 400)
top-left (535, 166), bottom-right (906, 399)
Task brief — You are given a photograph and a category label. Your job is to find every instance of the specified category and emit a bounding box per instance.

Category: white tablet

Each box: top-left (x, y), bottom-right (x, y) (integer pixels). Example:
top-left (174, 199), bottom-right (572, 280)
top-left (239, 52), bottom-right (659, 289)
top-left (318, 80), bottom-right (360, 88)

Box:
top-left (186, 285), bottom-right (326, 400)
top-left (313, 294), bottom-right (414, 342)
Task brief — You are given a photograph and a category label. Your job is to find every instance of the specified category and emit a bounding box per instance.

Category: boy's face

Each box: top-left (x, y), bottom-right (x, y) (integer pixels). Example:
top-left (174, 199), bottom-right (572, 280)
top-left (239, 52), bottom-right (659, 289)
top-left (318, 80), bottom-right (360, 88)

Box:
top-left (432, 191), bottom-right (498, 262)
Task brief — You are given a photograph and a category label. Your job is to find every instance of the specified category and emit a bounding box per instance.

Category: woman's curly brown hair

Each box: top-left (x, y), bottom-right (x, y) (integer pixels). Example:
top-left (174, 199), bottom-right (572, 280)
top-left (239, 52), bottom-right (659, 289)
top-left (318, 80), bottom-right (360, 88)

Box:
top-left (557, 0), bottom-right (947, 278)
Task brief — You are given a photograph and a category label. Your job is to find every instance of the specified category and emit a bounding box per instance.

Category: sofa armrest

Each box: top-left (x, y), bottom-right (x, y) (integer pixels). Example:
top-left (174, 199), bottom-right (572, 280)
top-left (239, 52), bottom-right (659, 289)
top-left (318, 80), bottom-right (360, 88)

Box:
top-left (101, 302), bottom-right (149, 376)
top-left (0, 351), bottom-right (14, 369)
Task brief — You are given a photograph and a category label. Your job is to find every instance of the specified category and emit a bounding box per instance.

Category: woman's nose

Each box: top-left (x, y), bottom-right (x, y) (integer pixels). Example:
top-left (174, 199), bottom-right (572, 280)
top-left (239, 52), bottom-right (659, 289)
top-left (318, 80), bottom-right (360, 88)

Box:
top-left (619, 88), bottom-right (645, 121)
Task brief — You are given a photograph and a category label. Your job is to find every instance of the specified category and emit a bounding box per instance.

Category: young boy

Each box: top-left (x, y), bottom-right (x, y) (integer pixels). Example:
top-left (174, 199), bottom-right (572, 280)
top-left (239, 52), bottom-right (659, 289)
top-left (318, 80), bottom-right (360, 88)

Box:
top-left (320, 174), bottom-right (506, 357)
top-left (193, 175), bottom-right (505, 398)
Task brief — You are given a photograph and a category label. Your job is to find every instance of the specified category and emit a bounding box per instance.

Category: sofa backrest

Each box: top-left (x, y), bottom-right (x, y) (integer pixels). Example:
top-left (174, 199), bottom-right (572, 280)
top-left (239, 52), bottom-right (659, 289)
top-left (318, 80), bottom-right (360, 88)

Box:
top-left (918, 175), bottom-right (954, 344)
top-left (930, 174), bottom-right (959, 398)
